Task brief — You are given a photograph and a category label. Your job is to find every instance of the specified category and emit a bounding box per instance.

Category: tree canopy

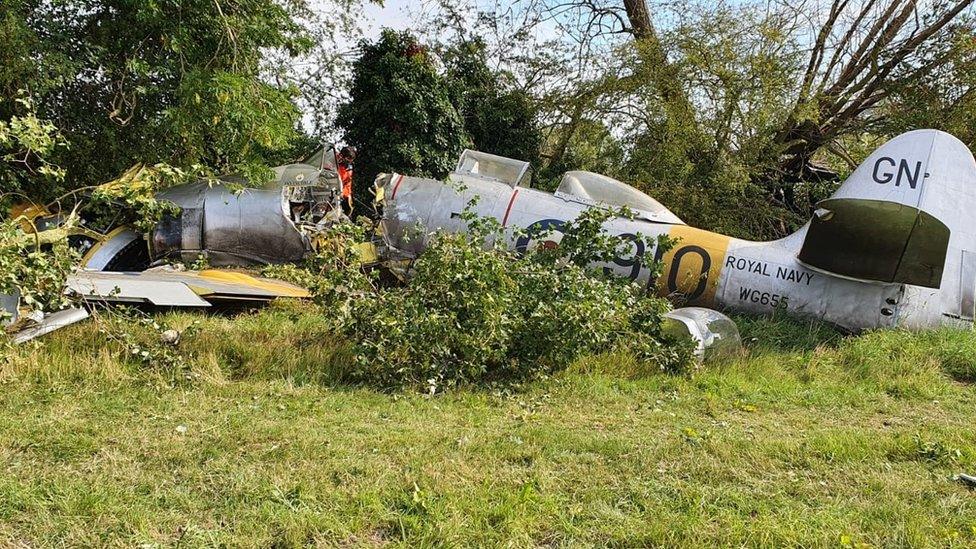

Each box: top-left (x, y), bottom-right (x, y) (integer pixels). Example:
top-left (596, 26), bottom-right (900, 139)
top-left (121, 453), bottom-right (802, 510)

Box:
top-left (0, 0), bottom-right (361, 204)
top-left (336, 30), bottom-right (544, 201)
top-left (414, 0), bottom-right (976, 238)
top-left (4, 0), bottom-right (976, 241)
top-left (336, 29), bottom-right (468, 202)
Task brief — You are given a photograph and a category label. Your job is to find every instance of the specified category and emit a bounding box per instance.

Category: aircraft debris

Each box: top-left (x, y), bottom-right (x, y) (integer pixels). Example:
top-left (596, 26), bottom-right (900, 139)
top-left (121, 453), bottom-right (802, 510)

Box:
top-left (67, 267), bottom-right (310, 306)
top-left (662, 308), bottom-right (742, 361)
top-left (11, 129), bottom-right (975, 355)
top-left (13, 143), bottom-right (354, 272)
top-left (10, 307), bottom-right (90, 344)
top-left (4, 268), bottom-right (308, 343)
top-left (1, 291), bottom-right (19, 327)
top-left (4, 145), bottom-right (341, 343)
top-left (955, 473), bottom-right (976, 488)
top-left (377, 129), bottom-right (976, 332)
top-left (150, 144), bottom-right (351, 268)
top-left (160, 329), bottom-right (180, 345)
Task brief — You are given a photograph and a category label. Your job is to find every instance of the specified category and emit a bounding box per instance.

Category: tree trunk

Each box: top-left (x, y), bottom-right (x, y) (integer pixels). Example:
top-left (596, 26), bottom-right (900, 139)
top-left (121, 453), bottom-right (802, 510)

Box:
top-left (622, 0), bottom-right (654, 40)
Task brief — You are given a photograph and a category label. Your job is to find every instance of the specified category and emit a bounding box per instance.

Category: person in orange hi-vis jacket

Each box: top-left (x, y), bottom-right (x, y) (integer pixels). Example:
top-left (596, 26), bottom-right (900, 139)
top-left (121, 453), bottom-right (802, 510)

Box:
top-left (336, 145), bottom-right (357, 216)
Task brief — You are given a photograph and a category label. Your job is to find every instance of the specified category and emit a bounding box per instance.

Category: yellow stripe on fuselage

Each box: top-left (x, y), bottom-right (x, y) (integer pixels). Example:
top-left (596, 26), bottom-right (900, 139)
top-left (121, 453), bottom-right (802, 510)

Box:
top-left (657, 225), bottom-right (732, 306)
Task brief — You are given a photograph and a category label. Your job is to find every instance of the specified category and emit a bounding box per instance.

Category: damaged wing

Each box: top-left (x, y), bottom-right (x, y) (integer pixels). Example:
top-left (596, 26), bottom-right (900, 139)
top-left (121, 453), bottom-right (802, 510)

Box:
top-left (10, 308), bottom-right (90, 344)
top-left (67, 267), bottom-right (310, 307)
top-left (5, 269), bottom-right (309, 343)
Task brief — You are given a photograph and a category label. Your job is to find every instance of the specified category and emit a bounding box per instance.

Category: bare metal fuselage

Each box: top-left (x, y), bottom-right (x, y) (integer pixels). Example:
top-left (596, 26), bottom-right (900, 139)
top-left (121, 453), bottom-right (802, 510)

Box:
top-left (380, 130), bottom-right (976, 331)
top-left (380, 175), bottom-right (904, 331)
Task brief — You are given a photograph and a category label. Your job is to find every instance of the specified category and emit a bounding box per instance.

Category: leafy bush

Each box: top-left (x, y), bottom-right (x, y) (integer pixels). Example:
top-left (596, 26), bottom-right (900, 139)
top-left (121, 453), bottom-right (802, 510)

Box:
top-left (263, 218), bottom-right (378, 317)
top-left (0, 217), bottom-right (78, 322)
top-left (294, 206), bottom-right (693, 391)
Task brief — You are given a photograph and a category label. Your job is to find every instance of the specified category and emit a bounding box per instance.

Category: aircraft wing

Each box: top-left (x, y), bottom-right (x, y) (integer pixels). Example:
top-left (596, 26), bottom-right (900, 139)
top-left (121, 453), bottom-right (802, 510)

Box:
top-left (67, 267), bottom-right (311, 306)
top-left (6, 268), bottom-right (308, 344)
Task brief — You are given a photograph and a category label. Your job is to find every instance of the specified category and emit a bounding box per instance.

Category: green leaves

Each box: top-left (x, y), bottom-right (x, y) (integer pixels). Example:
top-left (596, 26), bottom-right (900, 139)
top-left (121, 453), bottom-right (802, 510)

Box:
top-left (167, 70), bottom-right (302, 180)
top-left (0, 218), bottom-right (79, 321)
top-left (336, 31), bottom-right (545, 197)
top-left (285, 202), bottom-right (692, 391)
top-left (0, 94), bottom-right (69, 204)
top-left (443, 38), bottom-right (542, 174)
top-left (336, 30), bottom-right (469, 199)
top-left (2, 0), bottom-right (315, 199)
top-left (86, 164), bottom-right (188, 233)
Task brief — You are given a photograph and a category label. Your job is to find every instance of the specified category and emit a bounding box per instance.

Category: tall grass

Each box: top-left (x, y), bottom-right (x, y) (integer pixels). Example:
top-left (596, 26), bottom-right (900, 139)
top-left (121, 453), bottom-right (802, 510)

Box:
top-left (5, 304), bottom-right (976, 392)
top-left (2, 308), bottom-right (976, 546)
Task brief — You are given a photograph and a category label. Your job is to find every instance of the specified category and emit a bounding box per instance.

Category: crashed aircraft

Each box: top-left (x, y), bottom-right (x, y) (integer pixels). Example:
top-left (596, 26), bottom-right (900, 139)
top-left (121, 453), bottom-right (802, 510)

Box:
top-left (75, 144), bottom-right (351, 270)
top-left (6, 130), bottom-right (973, 351)
top-left (2, 146), bottom-right (344, 340)
top-left (377, 130), bottom-right (976, 332)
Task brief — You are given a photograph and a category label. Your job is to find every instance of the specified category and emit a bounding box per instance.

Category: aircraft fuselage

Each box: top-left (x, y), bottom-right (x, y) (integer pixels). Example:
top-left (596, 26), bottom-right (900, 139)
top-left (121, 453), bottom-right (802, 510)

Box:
top-left (381, 173), bottom-right (939, 332)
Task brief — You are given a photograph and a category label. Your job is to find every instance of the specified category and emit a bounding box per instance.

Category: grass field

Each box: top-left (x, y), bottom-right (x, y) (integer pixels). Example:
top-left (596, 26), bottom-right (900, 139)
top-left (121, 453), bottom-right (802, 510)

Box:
top-left (2, 305), bottom-right (976, 547)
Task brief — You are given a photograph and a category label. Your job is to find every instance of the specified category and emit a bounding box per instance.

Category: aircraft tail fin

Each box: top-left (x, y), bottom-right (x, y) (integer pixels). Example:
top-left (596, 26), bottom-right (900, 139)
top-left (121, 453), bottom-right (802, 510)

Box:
top-left (797, 130), bottom-right (976, 291)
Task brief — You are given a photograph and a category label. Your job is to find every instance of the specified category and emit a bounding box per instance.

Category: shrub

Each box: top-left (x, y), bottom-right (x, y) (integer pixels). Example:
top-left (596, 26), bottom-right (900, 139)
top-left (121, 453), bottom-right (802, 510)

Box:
top-left (300, 205), bottom-right (694, 391)
top-left (263, 218), bottom-right (378, 318)
top-left (0, 217), bottom-right (78, 322)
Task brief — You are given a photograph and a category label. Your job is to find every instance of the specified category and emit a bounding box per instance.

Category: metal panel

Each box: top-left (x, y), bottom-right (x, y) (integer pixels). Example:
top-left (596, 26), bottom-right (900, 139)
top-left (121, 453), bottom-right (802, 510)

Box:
top-left (959, 251), bottom-right (976, 321)
top-left (83, 229), bottom-right (147, 270)
top-left (152, 180), bottom-right (308, 266)
top-left (11, 308), bottom-right (90, 344)
top-left (153, 182), bottom-right (207, 262)
top-left (202, 185), bottom-right (307, 265)
top-left (66, 268), bottom-right (309, 306)
top-left (68, 272), bottom-right (212, 306)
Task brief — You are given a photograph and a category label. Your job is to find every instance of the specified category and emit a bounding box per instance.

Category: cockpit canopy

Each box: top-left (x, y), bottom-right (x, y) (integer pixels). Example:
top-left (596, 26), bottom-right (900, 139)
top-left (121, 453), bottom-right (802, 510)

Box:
top-left (556, 171), bottom-right (684, 225)
top-left (450, 149), bottom-right (533, 188)
top-left (448, 150), bottom-right (683, 225)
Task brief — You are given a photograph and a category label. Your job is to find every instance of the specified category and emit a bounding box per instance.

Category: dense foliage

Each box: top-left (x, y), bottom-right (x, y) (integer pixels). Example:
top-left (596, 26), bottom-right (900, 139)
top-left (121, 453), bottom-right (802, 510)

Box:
top-left (0, 0), bottom-right (317, 200)
top-left (336, 30), bottom-right (545, 202)
top-left (416, 0), bottom-right (976, 239)
top-left (0, 217), bottom-right (78, 320)
top-left (269, 205), bottom-right (692, 391)
top-left (0, 96), bottom-right (69, 208)
top-left (336, 30), bottom-right (468, 204)
top-left (443, 39), bottom-right (542, 176)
